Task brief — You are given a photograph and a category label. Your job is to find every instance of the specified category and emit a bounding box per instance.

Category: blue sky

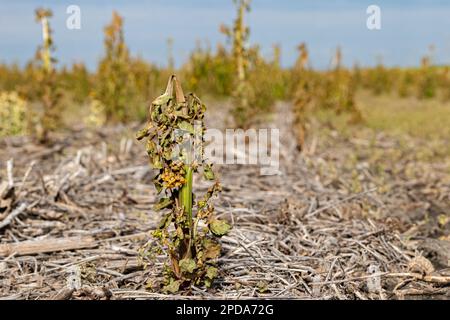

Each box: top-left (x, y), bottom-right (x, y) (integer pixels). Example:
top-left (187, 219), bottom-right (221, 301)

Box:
top-left (1, 0), bottom-right (450, 70)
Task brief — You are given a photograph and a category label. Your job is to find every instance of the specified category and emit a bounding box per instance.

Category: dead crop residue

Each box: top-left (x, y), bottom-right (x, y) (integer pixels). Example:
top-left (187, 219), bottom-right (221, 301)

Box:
top-left (0, 103), bottom-right (449, 300)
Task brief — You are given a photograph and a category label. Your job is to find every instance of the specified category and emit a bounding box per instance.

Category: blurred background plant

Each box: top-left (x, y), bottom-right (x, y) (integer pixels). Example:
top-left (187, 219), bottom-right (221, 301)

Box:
top-left (93, 11), bottom-right (140, 123)
top-left (0, 91), bottom-right (28, 137)
top-left (292, 43), bottom-right (315, 150)
top-left (28, 8), bottom-right (63, 143)
top-left (0, 5), bottom-right (449, 148)
top-left (417, 47), bottom-right (437, 100)
top-left (182, 41), bottom-right (234, 98)
top-left (220, 0), bottom-right (252, 128)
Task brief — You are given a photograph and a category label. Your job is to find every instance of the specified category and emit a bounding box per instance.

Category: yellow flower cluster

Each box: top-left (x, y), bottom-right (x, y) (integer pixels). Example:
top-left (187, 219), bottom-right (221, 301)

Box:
top-left (160, 166), bottom-right (186, 189)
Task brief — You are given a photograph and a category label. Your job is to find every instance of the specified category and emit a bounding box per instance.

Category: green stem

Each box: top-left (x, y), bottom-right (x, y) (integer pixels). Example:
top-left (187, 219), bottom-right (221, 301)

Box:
top-left (179, 166), bottom-right (193, 258)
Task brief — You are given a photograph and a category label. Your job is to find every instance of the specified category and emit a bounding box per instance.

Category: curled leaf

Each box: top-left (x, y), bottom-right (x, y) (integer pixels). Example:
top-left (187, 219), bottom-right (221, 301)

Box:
top-left (153, 178), bottom-right (163, 194)
top-left (154, 197), bottom-right (173, 211)
top-left (205, 278), bottom-right (213, 288)
top-left (152, 93), bottom-right (171, 106)
top-left (206, 266), bottom-right (218, 280)
top-left (151, 154), bottom-right (163, 169)
top-left (176, 226), bottom-right (184, 239)
top-left (203, 164), bottom-right (215, 180)
top-left (178, 121), bottom-right (194, 134)
top-left (163, 279), bottom-right (181, 293)
top-left (203, 239), bottom-right (221, 260)
top-left (157, 212), bottom-right (172, 229)
top-left (179, 258), bottom-right (197, 274)
top-left (204, 266), bottom-right (218, 288)
top-left (209, 219), bottom-right (231, 237)
top-left (136, 128), bottom-right (149, 141)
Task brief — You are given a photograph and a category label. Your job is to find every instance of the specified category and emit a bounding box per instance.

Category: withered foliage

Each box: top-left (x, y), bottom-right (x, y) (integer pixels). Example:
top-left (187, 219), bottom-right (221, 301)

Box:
top-left (221, 0), bottom-right (253, 128)
top-left (32, 8), bottom-right (63, 143)
top-left (136, 75), bottom-right (230, 292)
top-left (182, 42), bottom-right (234, 97)
top-left (319, 47), bottom-right (362, 122)
top-left (292, 46), bottom-right (363, 150)
top-left (292, 43), bottom-right (315, 150)
top-left (417, 51), bottom-right (437, 99)
top-left (94, 11), bottom-right (137, 123)
top-left (0, 92), bottom-right (28, 137)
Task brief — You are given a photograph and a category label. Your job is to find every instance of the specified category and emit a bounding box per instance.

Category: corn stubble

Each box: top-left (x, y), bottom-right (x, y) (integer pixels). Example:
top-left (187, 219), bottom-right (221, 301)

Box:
top-left (136, 75), bottom-right (230, 292)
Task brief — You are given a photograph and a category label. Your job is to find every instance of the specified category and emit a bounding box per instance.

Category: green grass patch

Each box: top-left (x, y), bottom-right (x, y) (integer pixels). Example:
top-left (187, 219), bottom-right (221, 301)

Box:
top-left (356, 91), bottom-right (450, 140)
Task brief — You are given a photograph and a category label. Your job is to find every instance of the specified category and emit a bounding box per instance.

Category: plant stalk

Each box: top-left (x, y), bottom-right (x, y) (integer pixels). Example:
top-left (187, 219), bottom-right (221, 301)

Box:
top-left (179, 165), bottom-right (193, 258)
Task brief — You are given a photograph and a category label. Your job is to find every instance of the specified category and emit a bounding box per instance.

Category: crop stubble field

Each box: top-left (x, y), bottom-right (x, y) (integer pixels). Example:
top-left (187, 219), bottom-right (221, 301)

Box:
top-left (0, 99), bottom-right (449, 300)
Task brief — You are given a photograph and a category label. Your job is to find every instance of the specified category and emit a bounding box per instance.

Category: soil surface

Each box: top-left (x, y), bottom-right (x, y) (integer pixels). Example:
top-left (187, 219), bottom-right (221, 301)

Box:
top-left (0, 102), bottom-right (449, 299)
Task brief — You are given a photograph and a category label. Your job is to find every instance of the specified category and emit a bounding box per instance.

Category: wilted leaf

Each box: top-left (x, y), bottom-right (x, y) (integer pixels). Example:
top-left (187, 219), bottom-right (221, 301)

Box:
top-left (178, 121), bottom-right (194, 134)
top-left (162, 148), bottom-right (173, 160)
top-left (136, 128), bottom-right (149, 141)
top-left (203, 239), bottom-right (221, 260)
top-left (256, 280), bottom-right (269, 293)
top-left (179, 258), bottom-right (196, 273)
top-left (160, 129), bottom-right (171, 147)
top-left (154, 197), bottom-right (173, 211)
top-left (198, 200), bottom-right (207, 209)
top-left (163, 279), bottom-right (180, 293)
top-left (205, 278), bottom-right (213, 288)
top-left (173, 110), bottom-right (190, 119)
top-left (209, 219), bottom-right (231, 237)
top-left (152, 93), bottom-right (171, 106)
top-left (176, 226), bottom-right (184, 239)
top-left (157, 212), bottom-right (172, 229)
top-left (203, 164), bottom-right (215, 180)
top-left (206, 266), bottom-right (218, 279)
top-left (153, 178), bottom-right (163, 194)
top-left (151, 155), bottom-right (163, 169)
top-left (146, 139), bottom-right (156, 154)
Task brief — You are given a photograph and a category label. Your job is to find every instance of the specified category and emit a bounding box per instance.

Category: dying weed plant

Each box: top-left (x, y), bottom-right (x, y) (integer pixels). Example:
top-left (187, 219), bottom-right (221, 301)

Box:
top-left (94, 11), bottom-right (138, 123)
top-left (63, 63), bottom-right (91, 104)
top-left (137, 75), bottom-right (230, 292)
top-left (221, 0), bottom-right (253, 128)
top-left (246, 44), bottom-right (287, 114)
top-left (368, 60), bottom-right (392, 96)
top-left (397, 69), bottom-right (416, 98)
top-left (32, 8), bottom-right (63, 143)
top-left (292, 43), bottom-right (314, 150)
top-left (319, 47), bottom-right (363, 123)
top-left (291, 46), bottom-right (363, 149)
top-left (417, 53), bottom-right (437, 99)
top-left (183, 42), bottom-right (234, 97)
